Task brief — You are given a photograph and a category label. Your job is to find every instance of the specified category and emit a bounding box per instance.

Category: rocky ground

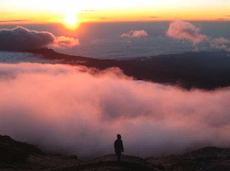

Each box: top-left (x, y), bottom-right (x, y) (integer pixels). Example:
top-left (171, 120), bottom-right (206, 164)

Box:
top-left (1, 135), bottom-right (230, 171)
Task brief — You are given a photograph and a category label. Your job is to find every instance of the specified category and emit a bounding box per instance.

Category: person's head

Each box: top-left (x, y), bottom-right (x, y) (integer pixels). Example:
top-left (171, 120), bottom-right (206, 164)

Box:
top-left (117, 134), bottom-right (121, 139)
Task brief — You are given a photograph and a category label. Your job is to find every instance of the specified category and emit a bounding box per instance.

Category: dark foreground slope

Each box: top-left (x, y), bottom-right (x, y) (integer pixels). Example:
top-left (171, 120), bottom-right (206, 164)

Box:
top-left (147, 147), bottom-right (230, 171)
top-left (29, 49), bottom-right (230, 90)
top-left (2, 135), bottom-right (230, 171)
top-left (0, 135), bottom-right (79, 171)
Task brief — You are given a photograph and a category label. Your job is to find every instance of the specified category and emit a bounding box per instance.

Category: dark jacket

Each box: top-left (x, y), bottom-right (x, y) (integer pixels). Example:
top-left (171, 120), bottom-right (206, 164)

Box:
top-left (114, 139), bottom-right (124, 155)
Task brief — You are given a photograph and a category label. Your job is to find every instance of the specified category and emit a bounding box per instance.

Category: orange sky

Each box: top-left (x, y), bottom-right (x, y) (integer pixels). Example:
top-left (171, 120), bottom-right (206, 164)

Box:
top-left (0, 0), bottom-right (230, 26)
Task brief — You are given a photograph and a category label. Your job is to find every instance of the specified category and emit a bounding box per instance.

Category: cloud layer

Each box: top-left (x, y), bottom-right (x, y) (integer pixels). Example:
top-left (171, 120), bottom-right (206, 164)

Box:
top-left (121, 30), bottom-right (148, 38)
top-left (1, 62), bottom-right (230, 159)
top-left (0, 26), bottom-right (79, 51)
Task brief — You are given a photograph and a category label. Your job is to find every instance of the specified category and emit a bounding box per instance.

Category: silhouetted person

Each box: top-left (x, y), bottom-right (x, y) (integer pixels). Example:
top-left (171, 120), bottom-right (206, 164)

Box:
top-left (114, 134), bottom-right (124, 162)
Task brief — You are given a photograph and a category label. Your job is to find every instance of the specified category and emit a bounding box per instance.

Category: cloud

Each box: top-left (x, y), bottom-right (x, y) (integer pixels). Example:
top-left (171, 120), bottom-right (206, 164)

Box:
top-left (0, 26), bottom-right (79, 51)
top-left (0, 26), bottom-right (54, 51)
top-left (210, 38), bottom-right (230, 51)
top-left (215, 38), bottom-right (230, 44)
top-left (0, 19), bottom-right (30, 23)
top-left (167, 21), bottom-right (230, 51)
top-left (52, 36), bottom-right (80, 48)
top-left (81, 9), bottom-right (97, 13)
top-left (215, 18), bottom-right (229, 21)
top-left (98, 17), bottom-right (112, 20)
top-left (143, 16), bottom-right (159, 19)
top-left (148, 16), bottom-right (159, 19)
top-left (167, 21), bottom-right (208, 44)
top-left (1, 62), bottom-right (230, 159)
top-left (121, 30), bottom-right (148, 38)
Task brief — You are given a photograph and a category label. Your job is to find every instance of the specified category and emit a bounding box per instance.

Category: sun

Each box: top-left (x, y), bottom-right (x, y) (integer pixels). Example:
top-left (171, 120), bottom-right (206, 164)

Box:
top-left (63, 13), bottom-right (80, 29)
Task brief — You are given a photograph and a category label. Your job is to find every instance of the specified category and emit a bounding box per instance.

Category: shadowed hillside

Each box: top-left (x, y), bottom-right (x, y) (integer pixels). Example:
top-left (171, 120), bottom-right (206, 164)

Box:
top-left (0, 135), bottom-right (79, 171)
top-left (147, 147), bottom-right (230, 171)
top-left (28, 48), bottom-right (230, 90)
top-left (2, 135), bottom-right (230, 171)
top-left (0, 135), bottom-right (43, 164)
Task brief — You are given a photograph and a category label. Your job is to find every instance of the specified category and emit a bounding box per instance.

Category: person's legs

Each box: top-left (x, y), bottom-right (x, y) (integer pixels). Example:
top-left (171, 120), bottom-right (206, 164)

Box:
top-left (118, 154), bottom-right (121, 162)
top-left (116, 153), bottom-right (121, 162)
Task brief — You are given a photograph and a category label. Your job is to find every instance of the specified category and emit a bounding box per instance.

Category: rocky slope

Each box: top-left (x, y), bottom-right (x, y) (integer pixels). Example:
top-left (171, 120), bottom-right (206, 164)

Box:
top-left (1, 135), bottom-right (230, 171)
top-left (0, 135), bottom-right (79, 171)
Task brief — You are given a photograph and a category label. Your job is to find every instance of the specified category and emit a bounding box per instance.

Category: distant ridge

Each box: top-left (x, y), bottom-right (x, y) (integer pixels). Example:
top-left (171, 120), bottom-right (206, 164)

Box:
top-left (0, 48), bottom-right (227, 90)
top-left (24, 48), bottom-right (230, 90)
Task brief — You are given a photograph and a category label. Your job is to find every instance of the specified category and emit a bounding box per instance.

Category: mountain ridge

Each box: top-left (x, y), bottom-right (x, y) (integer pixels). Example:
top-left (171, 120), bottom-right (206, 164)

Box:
top-left (1, 48), bottom-right (230, 90)
top-left (25, 48), bottom-right (230, 90)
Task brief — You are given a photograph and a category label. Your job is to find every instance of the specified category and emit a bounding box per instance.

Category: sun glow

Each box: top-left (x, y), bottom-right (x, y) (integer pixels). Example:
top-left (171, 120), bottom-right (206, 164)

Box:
top-left (63, 13), bottom-right (80, 29)
top-left (0, 0), bottom-right (230, 25)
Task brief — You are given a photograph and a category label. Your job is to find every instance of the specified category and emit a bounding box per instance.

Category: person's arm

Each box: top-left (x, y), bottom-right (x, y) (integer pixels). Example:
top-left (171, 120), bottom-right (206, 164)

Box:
top-left (114, 140), bottom-right (117, 152)
top-left (121, 140), bottom-right (124, 152)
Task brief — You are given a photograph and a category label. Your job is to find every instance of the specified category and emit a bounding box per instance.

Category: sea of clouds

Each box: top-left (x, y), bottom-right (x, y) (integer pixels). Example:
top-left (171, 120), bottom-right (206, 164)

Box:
top-left (0, 20), bottom-right (230, 159)
top-left (0, 62), bottom-right (230, 159)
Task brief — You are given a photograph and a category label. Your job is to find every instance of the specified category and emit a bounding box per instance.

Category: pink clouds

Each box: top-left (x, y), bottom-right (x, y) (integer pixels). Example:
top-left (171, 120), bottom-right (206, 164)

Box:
top-left (0, 26), bottom-right (79, 51)
top-left (1, 62), bottom-right (230, 158)
top-left (210, 38), bottom-right (230, 51)
top-left (167, 21), bottom-right (230, 51)
top-left (121, 30), bottom-right (148, 38)
top-left (215, 38), bottom-right (230, 44)
top-left (167, 21), bottom-right (208, 44)
top-left (52, 36), bottom-right (80, 48)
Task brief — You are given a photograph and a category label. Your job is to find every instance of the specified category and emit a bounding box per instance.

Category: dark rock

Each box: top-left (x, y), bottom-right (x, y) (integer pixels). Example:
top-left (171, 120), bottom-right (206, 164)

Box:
top-left (0, 135), bottom-right (43, 164)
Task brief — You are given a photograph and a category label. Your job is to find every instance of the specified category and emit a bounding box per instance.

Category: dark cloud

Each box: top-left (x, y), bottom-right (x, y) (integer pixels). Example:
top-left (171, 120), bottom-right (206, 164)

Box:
top-left (0, 26), bottom-right (55, 51)
top-left (143, 16), bottom-right (159, 19)
top-left (0, 19), bottom-right (30, 23)
top-left (0, 26), bottom-right (79, 52)
top-left (149, 16), bottom-right (159, 19)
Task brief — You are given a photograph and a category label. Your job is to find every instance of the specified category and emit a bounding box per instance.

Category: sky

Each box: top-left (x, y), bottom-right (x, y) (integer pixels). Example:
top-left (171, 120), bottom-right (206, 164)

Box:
top-left (0, 0), bottom-right (230, 26)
